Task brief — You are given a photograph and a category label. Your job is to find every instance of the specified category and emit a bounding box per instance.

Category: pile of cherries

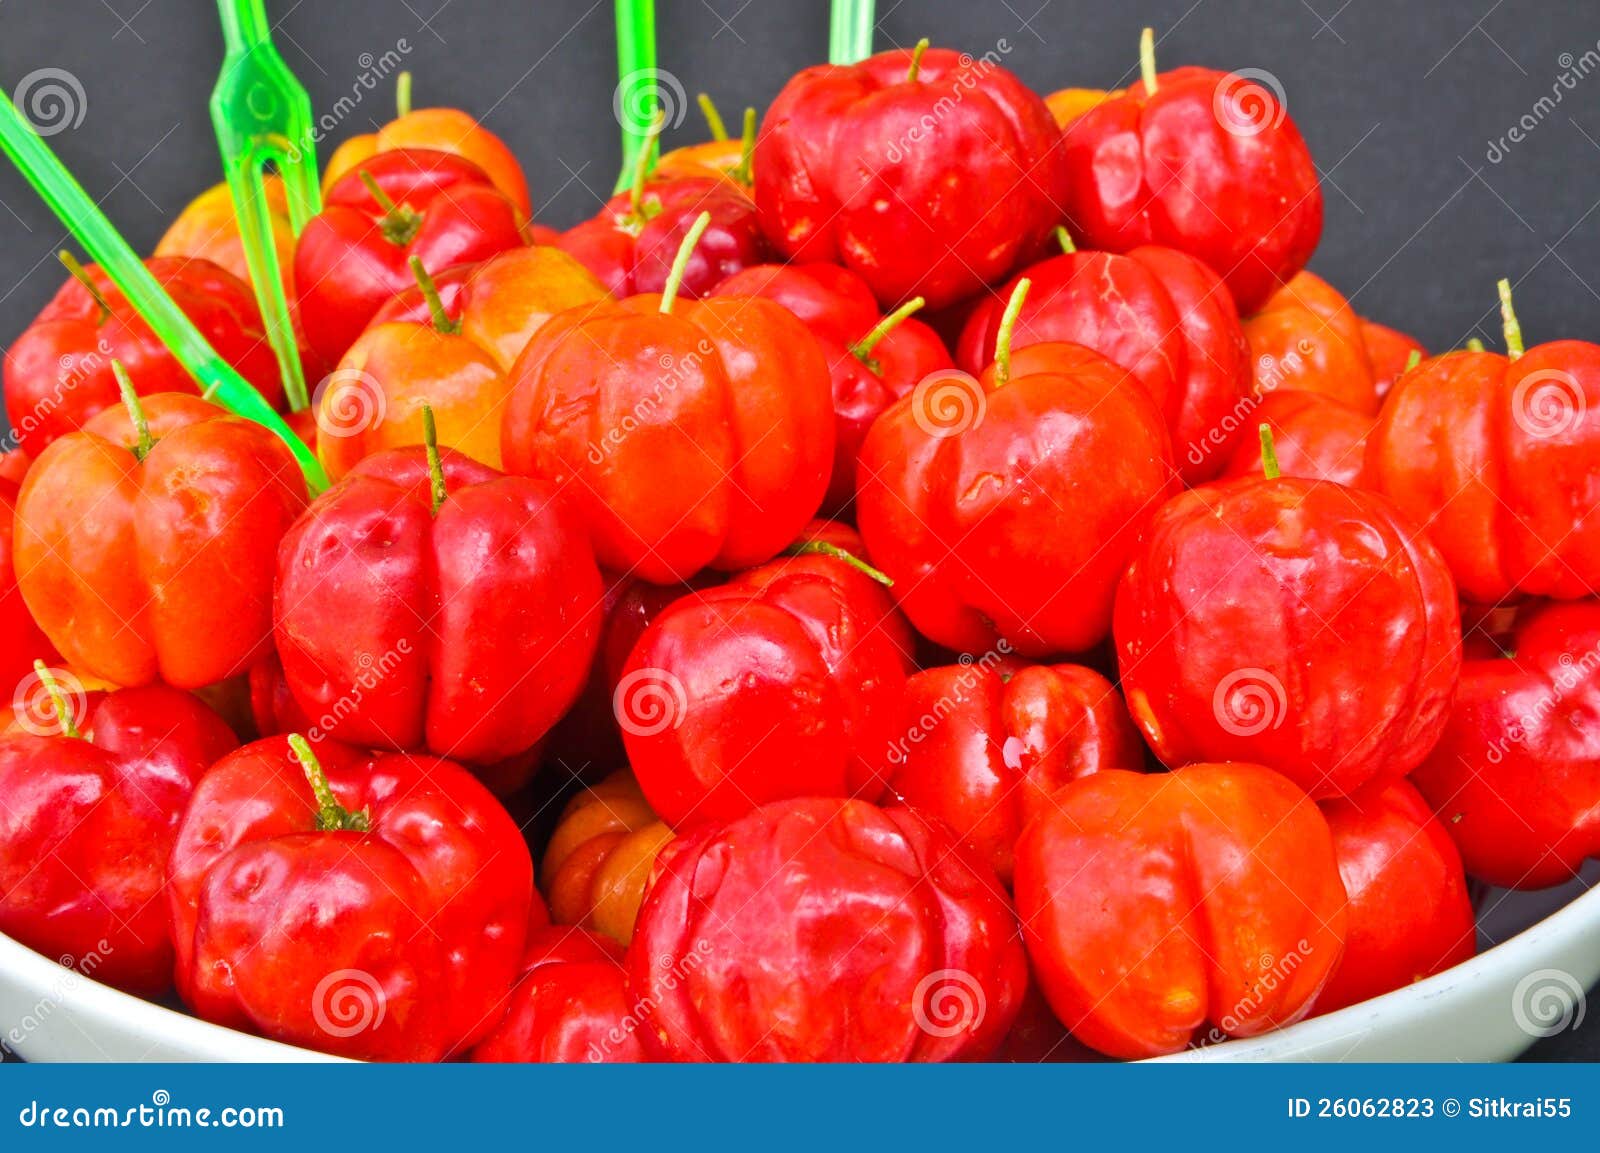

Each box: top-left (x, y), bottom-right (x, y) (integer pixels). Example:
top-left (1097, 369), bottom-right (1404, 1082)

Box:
top-left (1, 36), bottom-right (1597, 1063)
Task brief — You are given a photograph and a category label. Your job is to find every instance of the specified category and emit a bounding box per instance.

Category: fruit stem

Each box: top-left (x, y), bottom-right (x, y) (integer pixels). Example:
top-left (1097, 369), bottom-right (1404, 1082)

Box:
top-left (422, 402), bottom-right (448, 515)
top-left (1054, 225), bottom-right (1076, 255)
top-left (993, 278), bottom-right (1032, 388)
top-left (659, 211), bottom-right (712, 315)
top-left (697, 93), bottom-right (728, 141)
top-left (783, 539), bottom-right (893, 586)
top-left (288, 734), bottom-right (370, 833)
top-left (408, 256), bottom-right (459, 335)
top-left (628, 109), bottom-right (668, 219)
top-left (906, 38), bottom-right (930, 83)
top-left (1405, 349), bottom-right (1423, 369)
top-left (1497, 278), bottom-right (1524, 360)
top-left (32, 660), bottom-right (81, 740)
top-left (1465, 338), bottom-right (1485, 353)
top-left (851, 296), bottom-right (926, 369)
top-left (1259, 423), bottom-right (1281, 480)
top-left (396, 71), bottom-right (413, 118)
top-left (112, 361), bottom-right (154, 461)
top-left (732, 107), bottom-right (757, 186)
top-left (1140, 27), bottom-right (1158, 95)
top-left (58, 250), bottom-right (112, 323)
top-left (360, 170), bottom-right (423, 246)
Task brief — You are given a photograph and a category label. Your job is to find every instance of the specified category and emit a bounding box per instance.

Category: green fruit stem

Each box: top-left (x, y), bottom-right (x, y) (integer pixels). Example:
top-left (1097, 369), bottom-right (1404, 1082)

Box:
top-left (396, 71), bottom-right (413, 118)
top-left (1259, 423), bottom-right (1281, 480)
top-left (288, 734), bottom-right (371, 833)
top-left (112, 361), bottom-right (154, 462)
top-left (32, 660), bottom-right (81, 740)
top-left (994, 278), bottom-right (1032, 388)
top-left (659, 211), bottom-right (712, 315)
top-left (697, 93), bottom-right (728, 141)
top-left (422, 403), bottom-right (447, 515)
top-left (1140, 27), bottom-right (1158, 94)
top-left (58, 250), bottom-right (111, 323)
top-left (906, 38), bottom-right (930, 83)
top-left (783, 539), bottom-right (893, 586)
top-left (409, 256), bottom-right (459, 335)
top-left (1497, 278), bottom-right (1524, 360)
top-left (360, 170), bottom-right (423, 246)
top-left (851, 296), bottom-right (926, 370)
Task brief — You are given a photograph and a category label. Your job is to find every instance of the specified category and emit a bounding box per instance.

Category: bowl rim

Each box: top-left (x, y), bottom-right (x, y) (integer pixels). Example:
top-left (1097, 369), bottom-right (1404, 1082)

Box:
top-left (2, 876), bottom-right (1595, 1063)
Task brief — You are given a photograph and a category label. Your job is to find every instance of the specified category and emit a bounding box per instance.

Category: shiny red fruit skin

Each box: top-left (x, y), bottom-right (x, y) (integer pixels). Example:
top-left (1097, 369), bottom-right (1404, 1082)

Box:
top-left (1218, 389), bottom-right (1373, 488)
top-left (887, 660), bottom-right (1144, 884)
top-left (0, 685), bottom-right (238, 997)
top-left (857, 341), bottom-right (1176, 658)
top-left (1014, 762), bottom-right (1347, 1058)
top-left (1366, 342), bottom-right (1600, 604)
top-left (168, 737), bottom-right (536, 1061)
top-left (472, 926), bottom-right (646, 1063)
top-left (3, 256), bottom-right (284, 454)
top-left (501, 294), bottom-right (834, 584)
top-left (1059, 66), bottom-right (1322, 313)
top-left (754, 45), bottom-right (1066, 310)
top-left (1114, 475), bottom-right (1461, 799)
top-left (274, 445), bottom-right (602, 767)
top-left (711, 263), bottom-right (954, 513)
top-left (0, 474), bottom-right (58, 687)
top-left (630, 797), bottom-right (1028, 1061)
top-left (620, 550), bottom-right (907, 828)
top-left (557, 176), bottom-right (769, 300)
top-left (14, 395), bottom-right (308, 689)
top-left (1410, 600), bottom-right (1600, 890)
top-left (1315, 778), bottom-right (1476, 1013)
top-left (958, 246), bottom-right (1251, 484)
top-left (295, 148), bottom-right (525, 365)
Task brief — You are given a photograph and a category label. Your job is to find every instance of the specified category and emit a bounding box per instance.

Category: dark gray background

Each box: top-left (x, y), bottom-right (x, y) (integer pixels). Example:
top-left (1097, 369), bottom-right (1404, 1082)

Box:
top-left (0, 0), bottom-right (1596, 1061)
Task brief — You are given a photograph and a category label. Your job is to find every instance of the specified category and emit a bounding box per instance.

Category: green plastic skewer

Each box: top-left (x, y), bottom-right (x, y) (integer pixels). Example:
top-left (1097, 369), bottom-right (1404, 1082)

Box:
top-left (829, 0), bottom-right (875, 64)
top-left (0, 89), bottom-right (328, 494)
top-left (211, 0), bottom-right (320, 413)
top-left (613, 0), bottom-right (658, 193)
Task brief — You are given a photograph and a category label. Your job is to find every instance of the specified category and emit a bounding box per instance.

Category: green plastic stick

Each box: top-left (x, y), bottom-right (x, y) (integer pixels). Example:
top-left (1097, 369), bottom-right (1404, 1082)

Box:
top-left (0, 89), bottom-right (328, 494)
top-left (211, 0), bottom-right (320, 412)
top-left (613, 0), bottom-right (659, 194)
top-left (829, 0), bottom-right (875, 64)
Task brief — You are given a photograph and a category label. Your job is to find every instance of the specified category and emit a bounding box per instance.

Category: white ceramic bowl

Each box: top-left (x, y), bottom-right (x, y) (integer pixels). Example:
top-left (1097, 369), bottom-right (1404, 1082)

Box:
top-left (2, 866), bottom-right (1595, 1063)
